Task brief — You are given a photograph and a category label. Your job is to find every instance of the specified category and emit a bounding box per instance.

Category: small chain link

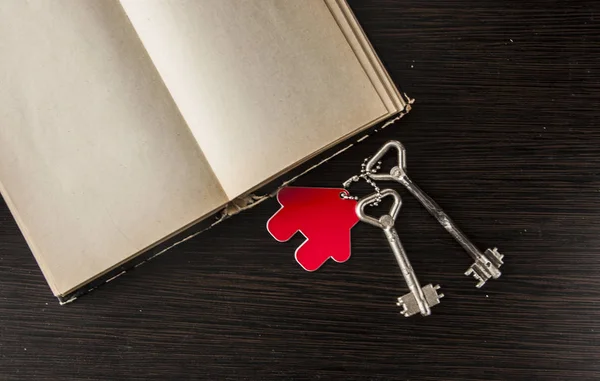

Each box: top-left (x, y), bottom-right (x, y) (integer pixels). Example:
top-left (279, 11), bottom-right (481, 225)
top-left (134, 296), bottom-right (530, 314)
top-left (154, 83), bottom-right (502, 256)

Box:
top-left (340, 157), bottom-right (383, 205)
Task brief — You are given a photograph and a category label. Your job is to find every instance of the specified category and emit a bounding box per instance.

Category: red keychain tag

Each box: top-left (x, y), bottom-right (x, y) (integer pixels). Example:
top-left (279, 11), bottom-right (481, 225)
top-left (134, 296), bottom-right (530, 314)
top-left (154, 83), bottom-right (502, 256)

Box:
top-left (267, 187), bottom-right (359, 271)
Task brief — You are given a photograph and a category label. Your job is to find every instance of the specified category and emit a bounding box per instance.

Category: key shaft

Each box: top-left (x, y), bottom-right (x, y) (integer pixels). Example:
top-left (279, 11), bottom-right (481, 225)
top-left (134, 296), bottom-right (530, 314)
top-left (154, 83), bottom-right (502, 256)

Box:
top-left (381, 216), bottom-right (430, 316)
top-left (400, 174), bottom-right (502, 287)
top-left (402, 177), bottom-right (493, 268)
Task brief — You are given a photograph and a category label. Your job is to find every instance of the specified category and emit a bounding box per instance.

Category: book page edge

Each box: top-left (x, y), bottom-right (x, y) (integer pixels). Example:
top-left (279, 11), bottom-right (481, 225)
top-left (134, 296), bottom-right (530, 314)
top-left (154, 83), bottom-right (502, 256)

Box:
top-left (0, 182), bottom-right (60, 295)
top-left (334, 0), bottom-right (405, 110)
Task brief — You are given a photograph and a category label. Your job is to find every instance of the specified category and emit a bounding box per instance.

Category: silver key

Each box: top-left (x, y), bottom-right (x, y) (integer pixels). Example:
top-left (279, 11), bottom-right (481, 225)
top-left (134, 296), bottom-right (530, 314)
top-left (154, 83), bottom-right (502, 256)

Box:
top-left (356, 189), bottom-right (443, 317)
top-left (365, 141), bottom-right (504, 288)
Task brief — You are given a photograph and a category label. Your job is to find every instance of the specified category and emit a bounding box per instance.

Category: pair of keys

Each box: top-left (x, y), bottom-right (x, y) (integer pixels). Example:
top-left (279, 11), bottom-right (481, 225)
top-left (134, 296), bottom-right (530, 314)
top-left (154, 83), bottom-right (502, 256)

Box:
top-left (354, 141), bottom-right (504, 317)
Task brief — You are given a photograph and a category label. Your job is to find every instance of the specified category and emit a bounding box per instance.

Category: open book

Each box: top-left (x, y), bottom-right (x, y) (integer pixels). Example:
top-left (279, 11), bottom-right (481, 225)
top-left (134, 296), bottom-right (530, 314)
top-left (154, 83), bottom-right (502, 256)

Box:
top-left (0, 0), bottom-right (407, 302)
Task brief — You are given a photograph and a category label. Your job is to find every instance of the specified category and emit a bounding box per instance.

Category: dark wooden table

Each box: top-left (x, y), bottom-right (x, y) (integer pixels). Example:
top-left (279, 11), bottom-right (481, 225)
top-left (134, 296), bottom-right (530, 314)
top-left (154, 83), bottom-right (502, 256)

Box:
top-left (1, 1), bottom-right (599, 379)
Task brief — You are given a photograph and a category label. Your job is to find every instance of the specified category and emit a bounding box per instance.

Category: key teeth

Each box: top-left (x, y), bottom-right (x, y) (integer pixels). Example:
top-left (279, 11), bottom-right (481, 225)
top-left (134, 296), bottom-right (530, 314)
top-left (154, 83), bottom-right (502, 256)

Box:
top-left (397, 284), bottom-right (443, 318)
top-left (396, 298), bottom-right (410, 317)
top-left (465, 264), bottom-right (490, 288)
top-left (465, 248), bottom-right (504, 288)
top-left (424, 284), bottom-right (444, 305)
top-left (486, 247), bottom-right (505, 265)
top-left (434, 285), bottom-right (445, 300)
top-left (396, 297), bottom-right (409, 316)
top-left (400, 304), bottom-right (410, 317)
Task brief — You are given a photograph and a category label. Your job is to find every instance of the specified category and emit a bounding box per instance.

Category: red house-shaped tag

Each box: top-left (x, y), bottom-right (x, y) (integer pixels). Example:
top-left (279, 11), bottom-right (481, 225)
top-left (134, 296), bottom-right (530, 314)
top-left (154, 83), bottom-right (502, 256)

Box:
top-left (267, 187), bottom-right (359, 271)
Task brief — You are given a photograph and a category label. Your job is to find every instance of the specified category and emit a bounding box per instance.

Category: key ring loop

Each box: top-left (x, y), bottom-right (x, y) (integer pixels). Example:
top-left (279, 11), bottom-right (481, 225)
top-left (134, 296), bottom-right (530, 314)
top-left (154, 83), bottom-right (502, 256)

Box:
top-left (365, 140), bottom-right (408, 182)
top-left (355, 189), bottom-right (402, 229)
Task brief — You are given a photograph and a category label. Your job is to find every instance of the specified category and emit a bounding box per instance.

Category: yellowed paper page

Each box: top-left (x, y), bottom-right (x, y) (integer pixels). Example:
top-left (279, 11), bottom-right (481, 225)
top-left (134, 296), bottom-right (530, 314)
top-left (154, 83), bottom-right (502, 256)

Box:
top-left (120, 0), bottom-right (389, 199)
top-left (0, 1), bottom-right (228, 296)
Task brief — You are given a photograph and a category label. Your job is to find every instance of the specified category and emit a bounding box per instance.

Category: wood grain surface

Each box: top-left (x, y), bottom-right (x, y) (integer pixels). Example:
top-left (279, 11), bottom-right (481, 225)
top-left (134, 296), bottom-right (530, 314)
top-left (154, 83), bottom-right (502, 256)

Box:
top-left (1, 1), bottom-right (599, 379)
